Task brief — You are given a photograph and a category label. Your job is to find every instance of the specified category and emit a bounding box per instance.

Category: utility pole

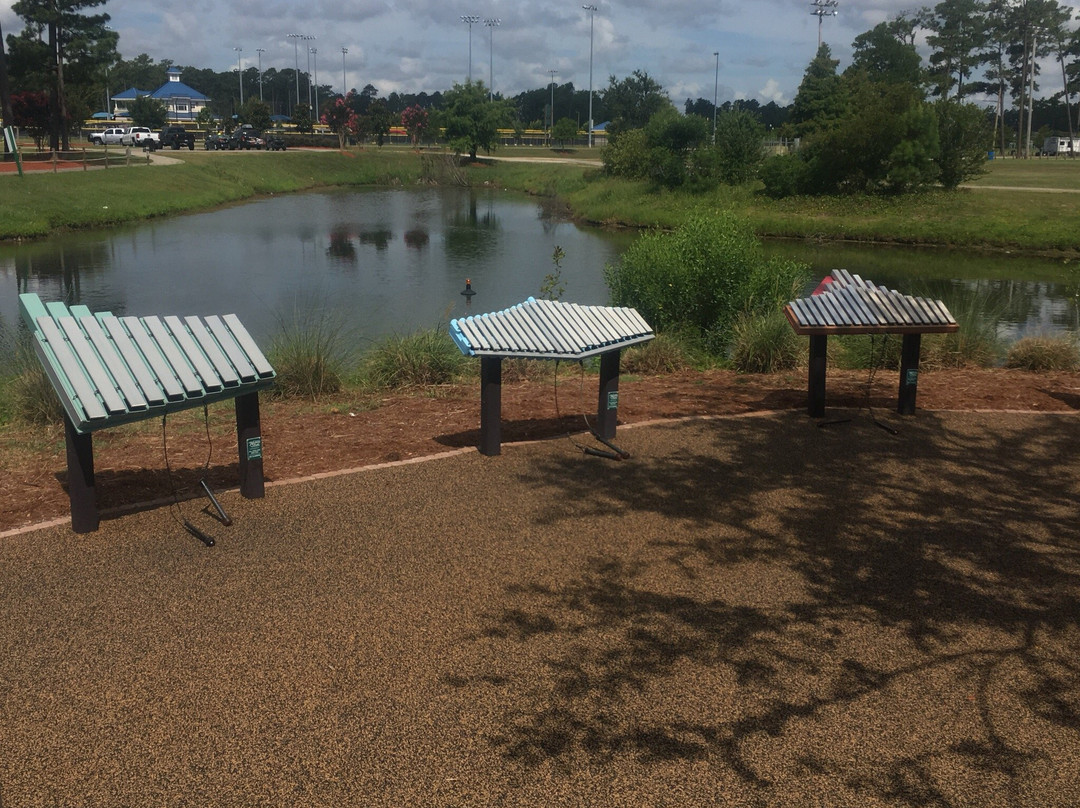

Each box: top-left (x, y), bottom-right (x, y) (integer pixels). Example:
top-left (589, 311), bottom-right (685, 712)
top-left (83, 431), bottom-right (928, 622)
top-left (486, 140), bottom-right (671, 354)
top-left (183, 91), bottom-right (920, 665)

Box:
top-left (461, 16), bottom-right (479, 82)
top-left (484, 18), bottom-right (500, 100)
top-left (548, 69), bottom-right (558, 142)
top-left (341, 47), bottom-right (348, 95)
top-left (712, 51), bottom-right (719, 144)
top-left (256, 48), bottom-right (265, 101)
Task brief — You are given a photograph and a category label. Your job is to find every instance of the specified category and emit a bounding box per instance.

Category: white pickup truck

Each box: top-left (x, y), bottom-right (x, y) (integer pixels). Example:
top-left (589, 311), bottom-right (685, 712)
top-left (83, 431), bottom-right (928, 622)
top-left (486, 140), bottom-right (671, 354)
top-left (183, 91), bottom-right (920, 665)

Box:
top-left (87, 127), bottom-right (128, 146)
top-left (121, 127), bottom-right (160, 149)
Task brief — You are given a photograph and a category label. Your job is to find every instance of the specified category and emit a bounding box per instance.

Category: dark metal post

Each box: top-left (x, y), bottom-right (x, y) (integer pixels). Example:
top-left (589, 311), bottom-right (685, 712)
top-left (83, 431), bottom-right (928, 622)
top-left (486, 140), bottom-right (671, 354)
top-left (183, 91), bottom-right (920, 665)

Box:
top-left (235, 392), bottom-right (265, 498)
top-left (65, 415), bottom-right (99, 533)
top-left (898, 333), bottom-right (922, 415)
top-left (808, 335), bottom-right (828, 417)
top-left (597, 349), bottom-right (620, 440)
top-left (479, 356), bottom-right (502, 456)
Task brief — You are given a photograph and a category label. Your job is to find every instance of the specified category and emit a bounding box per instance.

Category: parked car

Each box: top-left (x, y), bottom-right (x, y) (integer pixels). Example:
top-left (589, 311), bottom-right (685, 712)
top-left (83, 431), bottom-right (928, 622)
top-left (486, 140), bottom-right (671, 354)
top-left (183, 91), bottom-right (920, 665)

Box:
top-left (122, 127), bottom-right (160, 149)
top-left (204, 132), bottom-right (228, 150)
top-left (159, 125), bottom-right (196, 150)
top-left (264, 133), bottom-right (287, 151)
top-left (228, 124), bottom-right (264, 150)
top-left (88, 127), bottom-right (127, 146)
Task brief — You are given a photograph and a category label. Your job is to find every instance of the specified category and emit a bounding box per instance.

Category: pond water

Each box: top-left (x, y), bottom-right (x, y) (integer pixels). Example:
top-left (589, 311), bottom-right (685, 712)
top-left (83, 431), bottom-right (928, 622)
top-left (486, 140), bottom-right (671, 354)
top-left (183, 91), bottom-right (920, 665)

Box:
top-left (2, 188), bottom-right (1077, 347)
top-left (0, 187), bottom-right (635, 345)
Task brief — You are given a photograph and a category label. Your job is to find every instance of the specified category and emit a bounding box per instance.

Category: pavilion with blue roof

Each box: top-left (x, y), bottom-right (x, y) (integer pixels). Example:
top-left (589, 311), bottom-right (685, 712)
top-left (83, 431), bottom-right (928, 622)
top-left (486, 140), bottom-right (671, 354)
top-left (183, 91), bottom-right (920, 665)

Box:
top-left (110, 68), bottom-right (209, 121)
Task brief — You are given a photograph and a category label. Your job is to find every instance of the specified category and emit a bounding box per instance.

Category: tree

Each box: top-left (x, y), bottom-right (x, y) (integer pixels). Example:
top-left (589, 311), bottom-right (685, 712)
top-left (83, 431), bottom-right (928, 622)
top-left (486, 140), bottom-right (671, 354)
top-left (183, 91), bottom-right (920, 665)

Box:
top-left (603, 70), bottom-right (673, 135)
top-left (292, 102), bottom-right (313, 133)
top-left (12, 0), bottom-right (114, 150)
top-left (789, 43), bottom-right (846, 138)
top-left (439, 80), bottom-right (510, 160)
top-left (401, 104), bottom-right (429, 147)
top-left (238, 98), bottom-right (271, 132)
top-left (0, 19), bottom-right (15, 133)
top-left (127, 94), bottom-right (167, 129)
top-left (365, 98), bottom-right (394, 146)
top-left (698, 108), bottom-right (766, 185)
top-left (551, 117), bottom-right (579, 148)
top-left (923, 0), bottom-right (990, 100)
top-left (323, 92), bottom-right (358, 149)
top-left (849, 21), bottom-right (923, 86)
top-left (935, 99), bottom-right (992, 188)
top-left (11, 90), bottom-right (50, 148)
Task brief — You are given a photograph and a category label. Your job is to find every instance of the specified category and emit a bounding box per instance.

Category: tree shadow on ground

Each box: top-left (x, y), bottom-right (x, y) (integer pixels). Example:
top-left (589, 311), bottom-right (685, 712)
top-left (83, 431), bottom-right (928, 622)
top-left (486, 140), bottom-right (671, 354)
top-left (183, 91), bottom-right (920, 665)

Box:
top-left (447, 410), bottom-right (1080, 805)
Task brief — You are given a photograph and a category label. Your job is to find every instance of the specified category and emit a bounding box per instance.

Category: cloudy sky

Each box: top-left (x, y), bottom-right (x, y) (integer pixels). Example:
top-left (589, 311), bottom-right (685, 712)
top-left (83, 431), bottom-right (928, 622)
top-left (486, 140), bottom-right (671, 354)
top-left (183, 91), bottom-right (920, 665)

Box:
top-left (2, 1), bottom-right (939, 106)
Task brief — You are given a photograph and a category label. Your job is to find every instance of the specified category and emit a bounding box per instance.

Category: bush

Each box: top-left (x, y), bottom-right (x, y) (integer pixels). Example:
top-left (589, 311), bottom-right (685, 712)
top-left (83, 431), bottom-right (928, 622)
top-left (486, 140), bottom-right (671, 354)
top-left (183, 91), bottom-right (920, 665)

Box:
top-left (604, 211), bottom-right (810, 353)
top-left (621, 332), bottom-right (693, 374)
top-left (759, 154), bottom-right (810, 198)
top-left (268, 306), bottom-right (353, 399)
top-left (361, 328), bottom-right (466, 389)
top-left (729, 310), bottom-right (804, 372)
top-left (1005, 335), bottom-right (1080, 371)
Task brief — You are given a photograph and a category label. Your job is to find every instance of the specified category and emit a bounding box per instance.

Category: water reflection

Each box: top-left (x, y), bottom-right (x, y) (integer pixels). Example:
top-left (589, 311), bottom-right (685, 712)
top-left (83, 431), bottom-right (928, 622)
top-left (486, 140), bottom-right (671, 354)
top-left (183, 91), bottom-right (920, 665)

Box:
top-left (0, 187), bottom-right (631, 343)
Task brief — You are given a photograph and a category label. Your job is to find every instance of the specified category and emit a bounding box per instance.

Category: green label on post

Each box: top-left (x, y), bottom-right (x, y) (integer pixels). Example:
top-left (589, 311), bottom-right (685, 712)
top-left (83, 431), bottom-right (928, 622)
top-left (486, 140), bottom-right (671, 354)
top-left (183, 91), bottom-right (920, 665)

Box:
top-left (905, 369), bottom-right (918, 386)
top-left (607, 391), bottom-right (619, 410)
top-left (246, 436), bottom-right (263, 461)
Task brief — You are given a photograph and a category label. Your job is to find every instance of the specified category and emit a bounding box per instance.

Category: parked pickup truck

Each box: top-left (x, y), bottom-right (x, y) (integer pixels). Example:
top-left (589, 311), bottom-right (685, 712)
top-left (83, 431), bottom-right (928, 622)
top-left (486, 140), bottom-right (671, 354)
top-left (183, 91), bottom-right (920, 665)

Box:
top-left (121, 127), bottom-right (160, 149)
top-left (87, 127), bottom-right (128, 146)
top-left (159, 125), bottom-right (196, 150)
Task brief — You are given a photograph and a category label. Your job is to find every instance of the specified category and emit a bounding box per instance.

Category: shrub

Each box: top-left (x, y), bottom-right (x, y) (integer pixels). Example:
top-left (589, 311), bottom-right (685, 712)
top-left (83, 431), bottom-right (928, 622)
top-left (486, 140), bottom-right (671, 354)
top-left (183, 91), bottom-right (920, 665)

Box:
top-left (1005, 335), bottom-right (1080, 371)
top-left (604, 211), bottom-right (810, 354)
top-left (268, 306), bottom-right (353, 399)
top-left (361, 328), bottom-right (466, 389)
top-left (759, 154), bottom-right (810, 199)
top-left (621, 332), bottom-right (693, 374)
top-left (0, 330), bottom-right (64, 425)
top-left (729, 310), bottom-right (804, 373)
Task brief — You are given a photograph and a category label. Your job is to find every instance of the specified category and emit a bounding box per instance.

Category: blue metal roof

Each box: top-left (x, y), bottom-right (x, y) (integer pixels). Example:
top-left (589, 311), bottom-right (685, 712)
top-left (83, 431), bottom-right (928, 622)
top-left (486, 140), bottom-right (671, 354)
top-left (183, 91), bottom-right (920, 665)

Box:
top-left (150, 81), bottom-right (208, 101)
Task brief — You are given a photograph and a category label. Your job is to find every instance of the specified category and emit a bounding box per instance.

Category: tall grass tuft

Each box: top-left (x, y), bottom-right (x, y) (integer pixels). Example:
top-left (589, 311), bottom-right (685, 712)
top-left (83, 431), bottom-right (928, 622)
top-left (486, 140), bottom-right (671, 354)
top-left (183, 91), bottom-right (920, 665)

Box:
top-left (1005, 334), bottom-right (1080, 371)
top-left (729, 310), bottom-right (804, 373)
top-left (0, 327), bottom-right (65, 425)
top-left (361, 327), bottom-right (466, 389)
top-left (621, 331), bottom-right (696, 374)
top-left (268, 305), bottom-right (354, 399)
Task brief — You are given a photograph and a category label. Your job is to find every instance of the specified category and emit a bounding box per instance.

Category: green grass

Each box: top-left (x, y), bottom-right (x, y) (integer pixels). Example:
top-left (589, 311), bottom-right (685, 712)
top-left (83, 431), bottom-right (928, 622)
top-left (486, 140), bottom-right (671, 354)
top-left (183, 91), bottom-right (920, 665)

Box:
top-left (5, 149), bottom-right (1080, 254)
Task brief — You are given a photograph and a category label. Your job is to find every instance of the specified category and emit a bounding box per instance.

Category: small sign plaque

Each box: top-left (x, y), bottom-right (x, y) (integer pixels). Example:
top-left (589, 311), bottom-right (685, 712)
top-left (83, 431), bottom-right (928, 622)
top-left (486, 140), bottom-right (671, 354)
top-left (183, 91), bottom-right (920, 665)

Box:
top-left (607, 391), bottom-right (619, 410)
top-left (905, 369), bottom-right (918, 386)
top-left (246, 436), bottom-right (263, 461)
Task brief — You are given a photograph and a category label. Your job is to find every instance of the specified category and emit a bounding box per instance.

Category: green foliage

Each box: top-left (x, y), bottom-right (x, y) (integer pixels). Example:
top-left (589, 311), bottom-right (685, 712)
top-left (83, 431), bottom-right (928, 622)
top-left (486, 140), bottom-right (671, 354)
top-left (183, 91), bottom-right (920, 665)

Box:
top-left (604, 211), bottom-right (810, 352)
top-left (789, 43), bottom-right (845, 139)
top-left (238, 98), bottom-right (272, 132)
top-left (267, 305), bottom-right (353, 400)
top-left (693, 109), bottom-right (766, 185)
top-left (935, 99), bottom-right (992, 188)
top-left (195, 107), bottom-right (218, 129)
top-left (603, 69), bottom-right (673, 135)
top-left (128, 95), bottom-right (168, 129)
top-left (0, 328), bottom-right (63, 425)
top-left (291, 103), bottom-right (313, 134)
top-left (601, 128), bottom-right (651, 180)
top-left (758, 153), bottom-right (811, 198)
top-left (620, 332), bottom-right (694, 374)
top-left (729, 310), bottom-right (804, 373)
top-left (602, 107), bottom-right (708, 189)
top-left (1005, 335), bottom-right (1080, 371)
top-left (849, 21), bottom-right (923, 86)
top-left (551, 117), bottom-right (579, 146)
top-left (439, 80), bottom-right (511, 160)
top-left (361, 328), bottom-right (466, 389)
top-left (540, 245), bottom-right (566, 300)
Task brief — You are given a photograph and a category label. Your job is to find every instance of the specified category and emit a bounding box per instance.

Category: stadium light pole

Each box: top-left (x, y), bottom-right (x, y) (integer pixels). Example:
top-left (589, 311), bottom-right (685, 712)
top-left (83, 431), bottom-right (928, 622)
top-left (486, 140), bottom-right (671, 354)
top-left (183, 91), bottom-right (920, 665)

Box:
top-left (304, 36), bottom-right (316, 108)
top-left (234, 47), bottom-right (243, 106)
top-left (484, 18), bottom-right (500, 100)
top-left (548, 69), bottom-right (558, 142)
top-left (810, 0), bottom-right (838, 48)
top-left (287, 34), bottom-right (303, 108)
top-left (311, 47), bottom-right (319, 116)
top-left (712, 51), bottom-right (719, 144)
top-left (256, 48), bottom-right (265, 101)
top-left (461, 15), bottom-right (480, 82)
top-left (583, 4), bottom-right (597, 147)
top-left (341, 47), bottom-right (348, 95)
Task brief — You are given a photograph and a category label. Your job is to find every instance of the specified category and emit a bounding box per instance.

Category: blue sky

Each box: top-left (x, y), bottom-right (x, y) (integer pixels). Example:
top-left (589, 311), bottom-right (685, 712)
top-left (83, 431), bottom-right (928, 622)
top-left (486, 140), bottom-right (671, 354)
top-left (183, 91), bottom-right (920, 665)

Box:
top-left (0, 1), bottom-right (953, 106)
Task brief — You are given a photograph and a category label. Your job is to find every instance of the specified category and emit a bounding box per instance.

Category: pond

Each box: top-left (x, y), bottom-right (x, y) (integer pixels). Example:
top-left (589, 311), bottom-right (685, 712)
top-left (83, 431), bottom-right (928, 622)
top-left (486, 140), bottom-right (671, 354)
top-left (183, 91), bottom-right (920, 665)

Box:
top-left (2, 188), bottom-right (1077, 348)
top-left (0, 187), bottom-right (635, 345)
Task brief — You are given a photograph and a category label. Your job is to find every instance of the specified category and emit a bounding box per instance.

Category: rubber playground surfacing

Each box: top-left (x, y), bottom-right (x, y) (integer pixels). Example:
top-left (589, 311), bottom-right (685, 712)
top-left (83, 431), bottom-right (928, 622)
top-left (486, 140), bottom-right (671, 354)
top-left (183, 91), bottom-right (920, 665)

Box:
top-left (0, 405), bottom-right (1078, 807)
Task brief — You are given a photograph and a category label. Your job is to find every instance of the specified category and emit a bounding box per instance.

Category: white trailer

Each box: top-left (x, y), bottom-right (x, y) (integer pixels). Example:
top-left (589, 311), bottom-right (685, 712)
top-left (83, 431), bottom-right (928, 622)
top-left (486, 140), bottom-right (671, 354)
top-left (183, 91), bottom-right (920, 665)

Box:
top-left (1041, 136), bottom-right (1080, 156)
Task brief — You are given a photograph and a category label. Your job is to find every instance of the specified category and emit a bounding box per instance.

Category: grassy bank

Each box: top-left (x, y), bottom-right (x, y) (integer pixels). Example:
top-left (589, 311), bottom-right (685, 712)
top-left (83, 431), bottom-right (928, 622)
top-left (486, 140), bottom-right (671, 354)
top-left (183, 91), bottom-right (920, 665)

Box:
top-left (4, 147), bottom-right (1080, 255)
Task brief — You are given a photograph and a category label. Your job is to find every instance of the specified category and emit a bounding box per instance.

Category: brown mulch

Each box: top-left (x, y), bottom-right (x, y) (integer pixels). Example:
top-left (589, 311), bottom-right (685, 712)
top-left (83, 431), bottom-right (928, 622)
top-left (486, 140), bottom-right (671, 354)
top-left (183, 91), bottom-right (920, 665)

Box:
top-left (2, 367), bottom-right (1079, 534)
